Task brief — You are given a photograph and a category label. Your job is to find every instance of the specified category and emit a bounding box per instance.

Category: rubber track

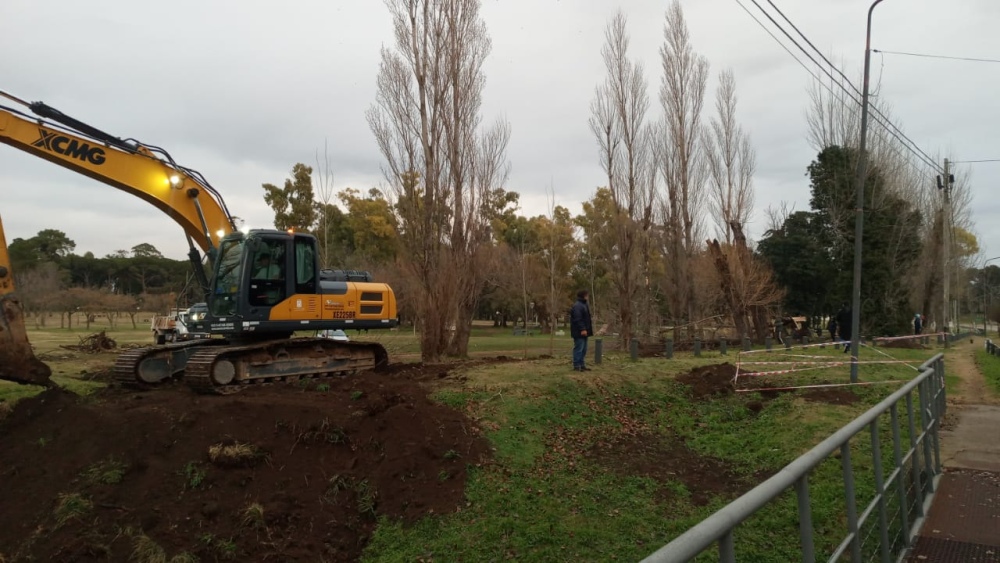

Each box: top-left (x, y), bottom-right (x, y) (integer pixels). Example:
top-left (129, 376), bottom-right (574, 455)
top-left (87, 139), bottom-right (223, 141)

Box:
top-left (112, 340), bottom-right (216, 389)
top-left (183, 339), bottom-right (388, 395)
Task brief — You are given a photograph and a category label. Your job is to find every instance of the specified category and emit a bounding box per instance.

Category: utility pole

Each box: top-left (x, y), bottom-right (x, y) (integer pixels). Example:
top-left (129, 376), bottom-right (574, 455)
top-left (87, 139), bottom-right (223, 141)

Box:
top-left (940, 158), bottom-right (952, 345)
top-left (848, 0), bottom-right (885, 384)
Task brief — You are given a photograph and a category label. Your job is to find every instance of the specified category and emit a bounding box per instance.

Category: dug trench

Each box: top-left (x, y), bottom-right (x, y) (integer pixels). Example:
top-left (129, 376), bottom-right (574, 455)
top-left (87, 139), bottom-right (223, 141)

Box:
top-left (580, 361), bottom-right (858, 504)
top-left (0, 363), bottom-right (491, 562)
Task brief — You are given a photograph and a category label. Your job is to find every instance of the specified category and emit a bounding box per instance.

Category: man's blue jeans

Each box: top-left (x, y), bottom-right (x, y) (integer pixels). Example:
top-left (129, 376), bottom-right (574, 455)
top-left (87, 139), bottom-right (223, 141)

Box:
top-left (573, 337), bottom-right (588, 368)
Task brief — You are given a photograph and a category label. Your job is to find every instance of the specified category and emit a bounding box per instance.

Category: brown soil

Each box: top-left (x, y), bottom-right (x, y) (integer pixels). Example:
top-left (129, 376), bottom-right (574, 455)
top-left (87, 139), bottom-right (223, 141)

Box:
top-left (677, 363), bottom-right (860, 406)
top-left (0, 363), bottom-right (490, 562)
top-left (540, 379), bottom-right (768, 506)
top-left (676, 363), bottom-right (740, 398)
top-left (948, 339), bottom-right (1000, 406)
top-left (588, 432), bottom-right (768, 506)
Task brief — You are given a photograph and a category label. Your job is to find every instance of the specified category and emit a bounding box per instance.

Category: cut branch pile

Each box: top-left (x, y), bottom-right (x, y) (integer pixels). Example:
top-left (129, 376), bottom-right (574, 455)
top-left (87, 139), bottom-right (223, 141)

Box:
top-left (61, 331), bottom-right (117, 353)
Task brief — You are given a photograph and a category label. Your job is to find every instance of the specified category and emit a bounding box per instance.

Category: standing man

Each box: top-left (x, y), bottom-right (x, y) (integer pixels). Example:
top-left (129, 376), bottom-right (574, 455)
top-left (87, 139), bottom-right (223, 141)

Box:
top-left (570, 289), bottom-right (593, 372)
top-left (827, 316), bottom-right (837, 342)
top-left (254, 254), bottom-right (281, 279)
top-left (913, 313), bottom-right (923, 335)
top-left (836, 303), bottom-right (852, 353)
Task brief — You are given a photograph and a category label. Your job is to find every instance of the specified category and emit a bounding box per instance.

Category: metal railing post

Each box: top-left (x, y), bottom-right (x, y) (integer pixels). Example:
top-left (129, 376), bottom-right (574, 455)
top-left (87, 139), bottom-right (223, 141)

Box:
top-left (639, 354), bottom-right (943, 563)
top-left (841, 443), bottom-right (863, 561)
top-left (719, 531), bottom-right (735, 563)
top-left (795, 476), bottom-right (815, 562)
top-left (918, 380), bottom-right (935, 495)
top-left (870, 421), bottom-right (891, 563)
top-left (906, 392), bottom-right (925, 516)
top-left (932, 360), bottom-right (944, 474)
top-left (890, 403), bottom-right (910, 549)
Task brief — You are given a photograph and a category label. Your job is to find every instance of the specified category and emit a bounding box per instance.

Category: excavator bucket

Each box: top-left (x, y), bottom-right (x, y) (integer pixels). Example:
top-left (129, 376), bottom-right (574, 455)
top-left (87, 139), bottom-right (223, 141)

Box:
top-left (0, 296), bottom-right (54, 387)
top-left (0, 215), bottom-right (54, 387)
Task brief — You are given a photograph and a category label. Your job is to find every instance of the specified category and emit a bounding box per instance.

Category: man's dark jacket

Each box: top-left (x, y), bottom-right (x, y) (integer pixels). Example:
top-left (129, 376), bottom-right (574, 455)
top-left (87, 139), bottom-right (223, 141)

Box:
top-left (836, 308), bottom-right (852, 339)
top-left (570, 299), bottom-right (593, 339)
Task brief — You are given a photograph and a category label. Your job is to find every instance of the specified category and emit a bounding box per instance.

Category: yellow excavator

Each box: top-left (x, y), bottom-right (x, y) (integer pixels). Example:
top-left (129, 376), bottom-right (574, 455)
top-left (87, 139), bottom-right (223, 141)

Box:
top-left (0, 90), bottom-right (397, 393)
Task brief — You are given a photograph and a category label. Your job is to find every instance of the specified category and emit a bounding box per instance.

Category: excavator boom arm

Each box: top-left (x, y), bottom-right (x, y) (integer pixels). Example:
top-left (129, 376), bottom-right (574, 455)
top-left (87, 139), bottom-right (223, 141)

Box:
top-left (0, 101), bottom-right (235, 255)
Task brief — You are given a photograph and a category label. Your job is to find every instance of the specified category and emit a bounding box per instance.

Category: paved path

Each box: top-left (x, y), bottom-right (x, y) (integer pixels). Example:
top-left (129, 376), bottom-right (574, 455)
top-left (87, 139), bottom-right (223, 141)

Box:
top-left (908, 341), bottom-right (1000, 562)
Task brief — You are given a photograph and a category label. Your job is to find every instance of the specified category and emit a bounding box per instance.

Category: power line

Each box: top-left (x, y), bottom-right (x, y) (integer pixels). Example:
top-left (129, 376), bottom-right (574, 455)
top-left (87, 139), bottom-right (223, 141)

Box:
top-left (951, 159), bottom-right (1000, 164)
top-left (733, 0), bottom-right (939, 181)
top-left (733, 1), bottom-right (937, 181)
top-left (873, 49), bottom-right (1000, 64)
top-left (758, 0), bottom-right (944, 174)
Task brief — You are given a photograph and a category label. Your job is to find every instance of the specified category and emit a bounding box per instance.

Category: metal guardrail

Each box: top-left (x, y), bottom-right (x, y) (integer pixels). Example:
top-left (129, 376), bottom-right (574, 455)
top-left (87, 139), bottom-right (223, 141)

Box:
top-left (641, 354), bottom-right (947, 563)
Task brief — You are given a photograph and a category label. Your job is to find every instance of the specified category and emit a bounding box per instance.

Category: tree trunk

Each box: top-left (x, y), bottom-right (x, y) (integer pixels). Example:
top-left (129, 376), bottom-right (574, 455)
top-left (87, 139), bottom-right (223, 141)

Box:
top-left (707, 240), bottom-right (749, 340)
top-left (447, 305), bottom-right (474, 358)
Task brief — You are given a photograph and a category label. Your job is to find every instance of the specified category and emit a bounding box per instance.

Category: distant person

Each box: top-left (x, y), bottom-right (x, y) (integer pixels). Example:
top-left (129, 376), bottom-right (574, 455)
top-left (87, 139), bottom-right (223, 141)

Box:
top-left (913, 313), bottom-right (923, 335)
top-left (570, 289), bottom-right (593, 372)
top-left (836, 303), bottom-right (852, 353)
top-left (827, 317), bottom-right (837, 342)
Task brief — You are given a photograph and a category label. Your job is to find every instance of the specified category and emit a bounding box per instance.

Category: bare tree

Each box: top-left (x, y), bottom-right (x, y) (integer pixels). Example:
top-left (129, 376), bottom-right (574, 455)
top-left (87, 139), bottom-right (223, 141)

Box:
top-left (589, 10), bottom-right (655, 347)
top-left (702, 68), bottom-right (778, 339)
top-left (314, 140), bottom-right (336, 268)
top-left (704, 69), bottom-right (754, 244)
top-left (658, 0), bottom-right (709, 337)
top-left (367, 0), bottom-right (510, 362)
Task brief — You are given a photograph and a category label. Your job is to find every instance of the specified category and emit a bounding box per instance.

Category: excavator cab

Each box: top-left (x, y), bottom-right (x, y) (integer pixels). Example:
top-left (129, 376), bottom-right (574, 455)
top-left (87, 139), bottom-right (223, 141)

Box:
top-left (202, 229), bottom-right (318, 336)
top-left (0, 214), bottom-right (54, 387)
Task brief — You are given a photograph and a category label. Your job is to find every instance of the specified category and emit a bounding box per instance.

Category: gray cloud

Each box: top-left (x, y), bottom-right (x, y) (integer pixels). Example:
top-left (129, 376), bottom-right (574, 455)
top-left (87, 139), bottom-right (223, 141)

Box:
top-left (1, 0), bottom-right (997, 261)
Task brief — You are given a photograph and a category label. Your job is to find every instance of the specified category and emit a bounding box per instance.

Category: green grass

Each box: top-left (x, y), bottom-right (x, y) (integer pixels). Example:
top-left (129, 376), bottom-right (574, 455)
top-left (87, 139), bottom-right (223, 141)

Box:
top-left (82, 457), bottom-right (128, 485)
top-left (974, 350), bottom-right (1000, 394)
top-left (7, 322), bottom-right (943, 560)
top-left (53, 493), bottom-right (92, 527)
top-left (363, 344), bottom-right (939, 562)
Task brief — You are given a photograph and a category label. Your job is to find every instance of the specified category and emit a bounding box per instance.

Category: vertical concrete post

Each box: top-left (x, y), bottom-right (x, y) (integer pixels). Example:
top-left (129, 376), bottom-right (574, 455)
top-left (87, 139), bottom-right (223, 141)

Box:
top-left (594, 338), bottom-right (603, 365)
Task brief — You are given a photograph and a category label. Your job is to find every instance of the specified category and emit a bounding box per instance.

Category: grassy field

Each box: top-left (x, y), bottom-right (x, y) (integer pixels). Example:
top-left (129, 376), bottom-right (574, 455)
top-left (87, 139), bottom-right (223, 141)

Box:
top-left (974, 349), bottom-right (1000, 394)
top-left (1, 324), bottom-right (948, 560)
top-left (359, 344), bottom-right (939, 561)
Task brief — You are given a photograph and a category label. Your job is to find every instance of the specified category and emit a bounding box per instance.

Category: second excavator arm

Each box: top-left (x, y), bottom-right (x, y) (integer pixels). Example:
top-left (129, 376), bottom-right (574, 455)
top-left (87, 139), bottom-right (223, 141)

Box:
top-left (0, 90), bottom-right (236, 289)
top-left (0, 214), bottom-right (54, 386)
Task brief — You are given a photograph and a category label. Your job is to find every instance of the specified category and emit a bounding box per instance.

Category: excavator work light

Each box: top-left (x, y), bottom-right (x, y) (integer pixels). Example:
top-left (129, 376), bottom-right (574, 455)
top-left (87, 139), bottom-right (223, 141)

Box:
top-left (169, 174), bottom-right (181, 187)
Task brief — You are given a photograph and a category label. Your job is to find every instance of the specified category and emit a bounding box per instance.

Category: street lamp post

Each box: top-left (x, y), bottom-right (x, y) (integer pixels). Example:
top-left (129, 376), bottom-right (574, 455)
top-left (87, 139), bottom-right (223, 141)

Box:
top-left (849, 0), bottom-right (885, 384)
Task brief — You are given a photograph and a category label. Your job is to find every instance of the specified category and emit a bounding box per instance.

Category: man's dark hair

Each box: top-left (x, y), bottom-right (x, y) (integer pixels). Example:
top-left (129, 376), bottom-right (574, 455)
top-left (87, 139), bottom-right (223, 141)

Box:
top-left (577, 289), bottom-right (589, 300)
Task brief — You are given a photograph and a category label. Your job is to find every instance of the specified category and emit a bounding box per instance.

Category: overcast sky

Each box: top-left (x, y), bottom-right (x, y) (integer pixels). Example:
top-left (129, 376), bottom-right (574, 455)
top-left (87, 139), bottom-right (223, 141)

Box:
top-left (2, 0), bottom-right (998, 262)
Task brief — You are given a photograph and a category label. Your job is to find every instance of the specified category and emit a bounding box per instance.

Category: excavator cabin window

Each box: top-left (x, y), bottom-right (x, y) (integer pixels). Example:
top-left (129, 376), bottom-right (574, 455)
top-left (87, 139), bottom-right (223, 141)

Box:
top-left (210, 238), bottom-right (245, 317)
top-left (294, 236), bottom-right (317, 294)
top-left (249, 239), bottom-right (286, 307)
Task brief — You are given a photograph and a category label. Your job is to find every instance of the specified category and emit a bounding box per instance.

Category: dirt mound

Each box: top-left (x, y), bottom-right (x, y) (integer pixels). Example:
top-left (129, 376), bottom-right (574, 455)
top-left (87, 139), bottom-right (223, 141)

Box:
top-left (676, 363), bottom-right (741, 398)
top-left (0, 365), bottom-right (490, 562)
top-left (588, 431), bottom-right (767, 506)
